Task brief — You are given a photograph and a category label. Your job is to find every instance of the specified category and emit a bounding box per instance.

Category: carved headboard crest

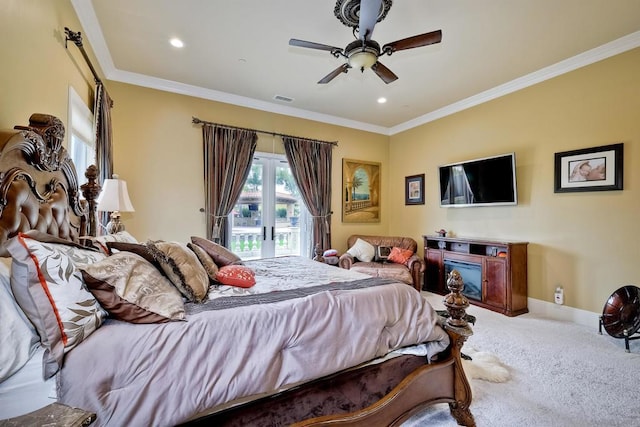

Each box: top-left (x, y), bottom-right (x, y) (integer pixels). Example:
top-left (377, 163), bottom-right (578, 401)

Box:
top-left (14, 113), bottom-right (66, 172)
top-left (0, 114), bottom-right (91, 256)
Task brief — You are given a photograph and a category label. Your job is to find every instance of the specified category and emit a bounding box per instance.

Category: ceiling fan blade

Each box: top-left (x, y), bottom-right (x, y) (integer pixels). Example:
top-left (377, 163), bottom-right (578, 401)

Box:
top-left (318, 64), bottom-right (350, 84)
top-left (382, 30), bottom-right (442, 54)
top-left (358, 0), bottom-right (383, 41)
top-left (371, 61), bottom-right (398, 84)
top-left (289, 38), bottom-right (342, 52)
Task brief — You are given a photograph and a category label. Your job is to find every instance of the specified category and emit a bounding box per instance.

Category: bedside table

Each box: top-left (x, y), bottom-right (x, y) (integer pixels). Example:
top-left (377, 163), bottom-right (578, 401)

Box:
top-left (0, 403), bottom-right (95, 427)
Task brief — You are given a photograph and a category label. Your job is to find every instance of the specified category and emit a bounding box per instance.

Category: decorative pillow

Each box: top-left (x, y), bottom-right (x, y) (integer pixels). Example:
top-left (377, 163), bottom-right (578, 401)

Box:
top-left (388, 246), bottom-right (415, 265)
top-left (375, 245), bottom-right (392, 262)
top-left (0, 261), bottom-right (40, 382)
top-left (346, 238), bottom-right (375, 262)
top-left (89, 231), bottom-right (138, 255)
top-left (81, 252), bottom-right (185, 323)
top-left (215, 265), bottom-right (256, 288)
top-left (323, 249), bottom-right (338, 257)
top-left (187, 242), bottom-right (219, 284)
top-left (190, 236), bottom-right (242, 266)
top-left (6, 232), bottom-right (108, 379)
top-left (107, 241), bottom-right (162, 270)
top-left (147, 240), bottom-right (209, 302)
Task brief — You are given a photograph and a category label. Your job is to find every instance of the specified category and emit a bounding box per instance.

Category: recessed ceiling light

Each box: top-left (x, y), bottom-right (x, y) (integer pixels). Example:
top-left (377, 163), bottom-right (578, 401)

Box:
top-left (170, 38), bottom-right (184, 48)
top-left (377, 97), bottom-right (387, 104)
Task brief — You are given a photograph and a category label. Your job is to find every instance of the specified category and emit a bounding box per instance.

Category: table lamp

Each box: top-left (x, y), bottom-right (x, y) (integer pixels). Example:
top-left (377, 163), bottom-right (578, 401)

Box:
top-left (96, 174), bottom-right (135, 234)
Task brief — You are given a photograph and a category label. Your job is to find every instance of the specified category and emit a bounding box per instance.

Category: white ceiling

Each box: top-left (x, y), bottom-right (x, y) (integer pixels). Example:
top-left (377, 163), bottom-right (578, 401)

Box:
top-left (72, 0), bottom-right (640, 135)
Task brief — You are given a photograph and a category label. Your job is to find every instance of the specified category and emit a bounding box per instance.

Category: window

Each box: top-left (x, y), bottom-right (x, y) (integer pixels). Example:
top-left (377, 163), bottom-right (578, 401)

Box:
top-left (68, 86), bottom-right (95, 180)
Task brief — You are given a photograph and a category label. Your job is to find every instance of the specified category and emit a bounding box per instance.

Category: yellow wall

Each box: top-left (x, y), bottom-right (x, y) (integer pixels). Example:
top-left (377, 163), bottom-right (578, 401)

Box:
top-left (0, 0), bottom-right (95, 132)
top-left (106, 82), bottom-right (390, 247)
top-left (389, 48), bottom-right (640, 312)
top-left (2, 0), bottom-right (638, 314)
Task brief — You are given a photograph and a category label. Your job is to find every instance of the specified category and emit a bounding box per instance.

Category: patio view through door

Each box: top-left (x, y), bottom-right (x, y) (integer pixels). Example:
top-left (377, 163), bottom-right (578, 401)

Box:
top-left (230, 153), bottom-right (308, 260)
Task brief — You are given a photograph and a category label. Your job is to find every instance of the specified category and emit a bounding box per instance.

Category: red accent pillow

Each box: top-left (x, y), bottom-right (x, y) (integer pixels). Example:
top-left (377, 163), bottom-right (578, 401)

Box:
top-left (215, 265), bottom-right (256, 288)
top-left (388, 247), bottom-right (414, 265)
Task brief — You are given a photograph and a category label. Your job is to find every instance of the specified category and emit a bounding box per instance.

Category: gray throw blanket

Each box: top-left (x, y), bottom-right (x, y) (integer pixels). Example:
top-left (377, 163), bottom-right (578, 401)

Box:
top-left (186, 277), bottom-right (396, 314)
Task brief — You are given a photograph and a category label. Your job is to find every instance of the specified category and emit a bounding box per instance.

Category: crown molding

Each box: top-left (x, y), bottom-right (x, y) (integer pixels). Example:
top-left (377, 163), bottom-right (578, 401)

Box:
top-left (72, 1), bottom-right (639, 137)
top-left (390, 30), bottom-right (640, 135)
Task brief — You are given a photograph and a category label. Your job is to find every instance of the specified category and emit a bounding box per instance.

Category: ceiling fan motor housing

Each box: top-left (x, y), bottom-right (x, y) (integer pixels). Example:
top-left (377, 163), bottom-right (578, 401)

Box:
top-left (334, 0), bottom-right (393, 28)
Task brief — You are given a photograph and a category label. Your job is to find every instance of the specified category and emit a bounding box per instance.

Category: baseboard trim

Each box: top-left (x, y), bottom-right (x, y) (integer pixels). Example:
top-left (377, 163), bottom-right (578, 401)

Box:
top-left (527, 297), bottom-right (600, 329)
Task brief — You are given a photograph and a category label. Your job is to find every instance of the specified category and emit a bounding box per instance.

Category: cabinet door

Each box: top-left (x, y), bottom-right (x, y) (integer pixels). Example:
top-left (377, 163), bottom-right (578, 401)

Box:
top-left (425, 249), bottom-right (443, 293)
top-left (484, 258), bottom-right (506, 308)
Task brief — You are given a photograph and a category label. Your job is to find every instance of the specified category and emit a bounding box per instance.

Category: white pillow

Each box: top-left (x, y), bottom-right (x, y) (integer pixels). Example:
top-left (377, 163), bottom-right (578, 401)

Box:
top-left (346, 238), bottom-right (375, 262)
top-left (6, 233), bottom-right (108, 379)
top-left (0, 261), bottom-right (39, 382)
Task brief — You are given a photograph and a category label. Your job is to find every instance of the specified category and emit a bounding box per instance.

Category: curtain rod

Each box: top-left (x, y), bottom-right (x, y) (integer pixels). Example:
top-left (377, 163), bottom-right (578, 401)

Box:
top-left (192, 117), bottom-right (338, 146)
top-left (64, 27), bottom-right (102, 85)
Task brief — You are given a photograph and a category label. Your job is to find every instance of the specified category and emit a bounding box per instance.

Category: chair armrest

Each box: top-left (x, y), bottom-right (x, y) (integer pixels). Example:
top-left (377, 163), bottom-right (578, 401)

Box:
top-left (406, 255), bottom-right (425, 291)
top-left (338, 253), bottom-right (354, 269)
top-left (406, 255), bottom-right (425, 273)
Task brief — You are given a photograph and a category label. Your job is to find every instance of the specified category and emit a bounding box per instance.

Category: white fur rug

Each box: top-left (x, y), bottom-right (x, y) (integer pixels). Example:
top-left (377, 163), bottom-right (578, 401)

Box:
top-left (461, 346), bottom-right (510, 383)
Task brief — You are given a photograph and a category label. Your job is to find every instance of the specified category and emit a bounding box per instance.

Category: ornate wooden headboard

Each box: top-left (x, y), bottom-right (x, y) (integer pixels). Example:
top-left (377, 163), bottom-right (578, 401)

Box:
top-left (0, 114), bottom-right (99, 256)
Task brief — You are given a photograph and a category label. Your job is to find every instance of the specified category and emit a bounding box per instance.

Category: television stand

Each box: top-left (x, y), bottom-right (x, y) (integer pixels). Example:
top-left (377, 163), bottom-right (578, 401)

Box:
top-left (423, 235), bottom-right (528, 316)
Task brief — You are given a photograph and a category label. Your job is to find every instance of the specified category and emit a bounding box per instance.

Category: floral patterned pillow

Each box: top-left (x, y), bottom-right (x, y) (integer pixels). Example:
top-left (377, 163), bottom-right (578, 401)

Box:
top-left (6, 232), bottom-right (108, 379)
top-left (387, 247), bottom-right (414, 265)
top-left (215, 265), bottom-right (256, 288)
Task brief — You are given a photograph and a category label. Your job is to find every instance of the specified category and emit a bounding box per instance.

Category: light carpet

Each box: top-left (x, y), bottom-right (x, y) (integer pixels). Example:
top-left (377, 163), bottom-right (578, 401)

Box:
top-left (402, 292), bottom-right (640, 427)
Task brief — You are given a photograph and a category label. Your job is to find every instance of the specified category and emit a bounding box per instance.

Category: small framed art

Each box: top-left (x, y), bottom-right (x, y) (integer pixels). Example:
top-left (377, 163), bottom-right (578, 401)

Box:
top-left (405, 174), bottom-right (425, 205)
top-left (554, 143), bottom-right (623, 193)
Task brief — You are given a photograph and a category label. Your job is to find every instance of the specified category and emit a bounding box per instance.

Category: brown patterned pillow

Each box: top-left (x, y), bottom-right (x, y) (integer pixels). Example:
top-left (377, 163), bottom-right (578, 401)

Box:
top-left (147, 240), bottom-right (209, 303)
top-left (107, 241), bottom-right (162, 270)
top-left (190, 236), bottom-right (242, 266)
top-left (187, 242), bottom-right (218, 284)
top-left (81, 252), bottom-right (185, 323)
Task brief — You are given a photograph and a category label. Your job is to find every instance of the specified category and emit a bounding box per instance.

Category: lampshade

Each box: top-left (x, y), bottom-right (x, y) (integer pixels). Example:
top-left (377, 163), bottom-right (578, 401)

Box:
top-left (348, 51), bottom-right (377, 70)
top-left (97, 175), bottom-right (135, 213)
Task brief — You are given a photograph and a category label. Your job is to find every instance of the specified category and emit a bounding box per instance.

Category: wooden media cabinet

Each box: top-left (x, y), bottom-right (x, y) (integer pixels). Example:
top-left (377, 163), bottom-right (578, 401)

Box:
top-left (423, 235), bottom-right (529, 316)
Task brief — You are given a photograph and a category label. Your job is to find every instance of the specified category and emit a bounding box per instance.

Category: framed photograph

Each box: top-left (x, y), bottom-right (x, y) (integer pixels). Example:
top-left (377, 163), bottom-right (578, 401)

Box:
top-left (554, 143), bottom-right (623, 193)
top-left (405, 174), bottom-right (425, 205)
top-left (342, 158), bottom-right (381, 223)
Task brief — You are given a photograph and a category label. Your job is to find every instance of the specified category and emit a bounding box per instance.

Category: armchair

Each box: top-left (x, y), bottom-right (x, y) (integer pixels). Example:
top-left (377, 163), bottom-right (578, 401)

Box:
top-left (338, 235), bottom-right (425, 291)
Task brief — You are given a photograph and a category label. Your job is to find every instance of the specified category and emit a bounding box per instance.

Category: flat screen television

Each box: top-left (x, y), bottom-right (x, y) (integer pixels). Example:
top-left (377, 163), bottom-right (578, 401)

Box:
top-left (439, 153), bottom-right (517, 207)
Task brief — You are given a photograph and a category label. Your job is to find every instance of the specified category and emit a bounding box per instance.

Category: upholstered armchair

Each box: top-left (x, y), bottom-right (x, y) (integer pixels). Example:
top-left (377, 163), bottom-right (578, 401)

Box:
top-left (338, 235), bottom-right (425, 291)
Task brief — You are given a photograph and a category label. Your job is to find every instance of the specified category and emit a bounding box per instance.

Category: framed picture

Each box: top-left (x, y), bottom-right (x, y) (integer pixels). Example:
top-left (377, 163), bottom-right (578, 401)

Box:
top-left (554, 143), bottom-right (623, 193)
top-left (342, 158), bottom-right (381, 223)
top-left (405, 174), bottom-right (425, 205)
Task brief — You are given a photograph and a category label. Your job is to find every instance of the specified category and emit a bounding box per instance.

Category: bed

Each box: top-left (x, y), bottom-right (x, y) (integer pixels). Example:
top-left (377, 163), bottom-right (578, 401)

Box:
top-left (0, 114), bottom-right (475, 426)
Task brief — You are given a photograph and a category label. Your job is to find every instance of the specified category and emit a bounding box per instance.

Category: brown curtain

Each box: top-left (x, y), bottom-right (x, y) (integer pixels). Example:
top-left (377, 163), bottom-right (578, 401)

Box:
top-left (203, 125), bottom-right (257, 246)
top-left (282, 137), bottom-right (333, 256)
top-left (94, 83), bottom-right (114, 232)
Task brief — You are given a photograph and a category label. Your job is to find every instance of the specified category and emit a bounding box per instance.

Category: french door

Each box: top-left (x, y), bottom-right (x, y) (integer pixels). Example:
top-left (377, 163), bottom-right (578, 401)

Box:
top-left (229, 153), bottom-right (308, 260)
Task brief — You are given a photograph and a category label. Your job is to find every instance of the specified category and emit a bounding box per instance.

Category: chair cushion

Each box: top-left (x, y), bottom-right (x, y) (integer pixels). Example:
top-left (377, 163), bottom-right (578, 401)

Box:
top-left (350, 262), bottom-right (413, 286)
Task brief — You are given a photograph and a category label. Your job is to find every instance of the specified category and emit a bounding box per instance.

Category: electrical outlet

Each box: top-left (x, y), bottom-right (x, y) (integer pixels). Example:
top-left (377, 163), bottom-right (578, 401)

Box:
top-left (554, 287), bottom-right (564, 305)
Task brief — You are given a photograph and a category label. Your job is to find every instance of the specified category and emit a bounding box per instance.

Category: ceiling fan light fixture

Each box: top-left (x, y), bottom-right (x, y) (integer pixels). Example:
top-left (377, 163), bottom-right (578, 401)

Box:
top-left (348, 50), bottom-right (377, 71)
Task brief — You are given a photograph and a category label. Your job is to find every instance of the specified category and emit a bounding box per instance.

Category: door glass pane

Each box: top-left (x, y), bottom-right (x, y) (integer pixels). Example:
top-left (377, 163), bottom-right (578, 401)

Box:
top-left (231, 163), bottom-right (263, 260)
top-left (274, 163), bottom-right (303, 257)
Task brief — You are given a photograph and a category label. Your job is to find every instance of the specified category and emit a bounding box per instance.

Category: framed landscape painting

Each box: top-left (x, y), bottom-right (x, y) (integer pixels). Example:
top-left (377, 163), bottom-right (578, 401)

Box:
top-left (342, 158), bottom-right (381, 223)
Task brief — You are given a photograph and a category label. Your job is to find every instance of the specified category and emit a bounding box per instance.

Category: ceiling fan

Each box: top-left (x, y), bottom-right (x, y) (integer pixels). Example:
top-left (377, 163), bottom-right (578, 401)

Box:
top-left (289, 0), bottom-right (442, 84)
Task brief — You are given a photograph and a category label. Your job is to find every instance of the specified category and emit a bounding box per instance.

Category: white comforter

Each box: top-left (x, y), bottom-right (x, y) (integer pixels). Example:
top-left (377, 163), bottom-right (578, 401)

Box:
top-left (57, 257), bottom-right (449, 426)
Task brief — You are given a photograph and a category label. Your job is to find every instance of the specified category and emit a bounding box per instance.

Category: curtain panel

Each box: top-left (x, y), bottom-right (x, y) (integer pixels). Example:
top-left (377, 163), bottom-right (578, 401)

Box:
top-left (203, 125), bottom-right (257, 246)
top-left (282, 137), bottom-right (333, 256)
top-left (94, 83), bottom-right (114, 232)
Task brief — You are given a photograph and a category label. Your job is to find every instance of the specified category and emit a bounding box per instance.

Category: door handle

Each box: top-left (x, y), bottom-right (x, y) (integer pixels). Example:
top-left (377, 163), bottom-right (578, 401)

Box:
top-left (271, 226), bottom-right (275, 241)
top-left (263, 226), bottom-right (266, 241)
